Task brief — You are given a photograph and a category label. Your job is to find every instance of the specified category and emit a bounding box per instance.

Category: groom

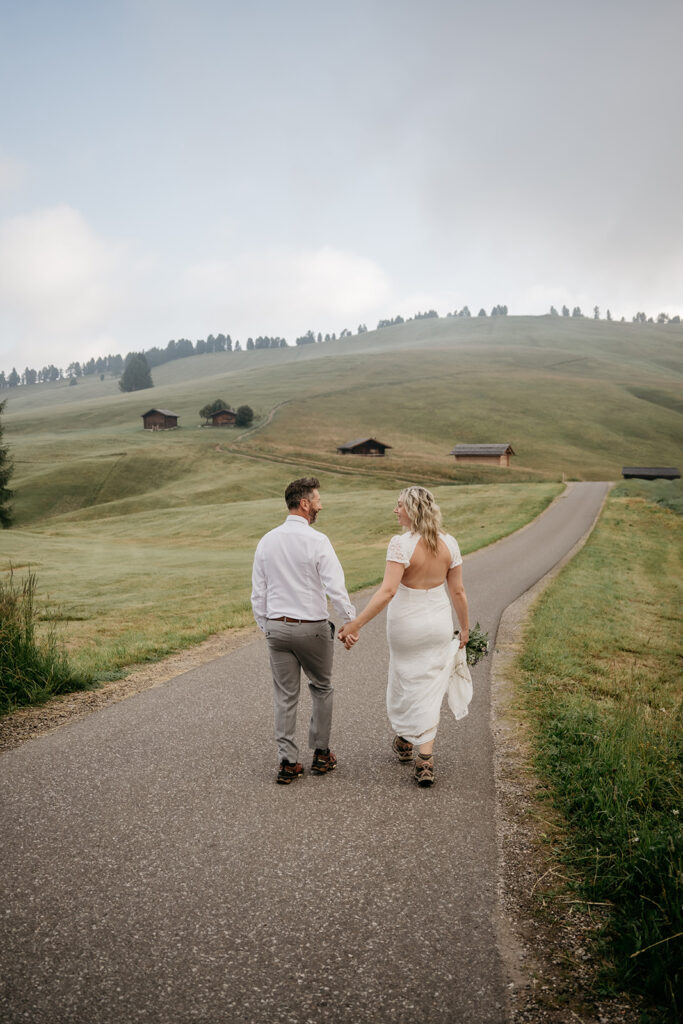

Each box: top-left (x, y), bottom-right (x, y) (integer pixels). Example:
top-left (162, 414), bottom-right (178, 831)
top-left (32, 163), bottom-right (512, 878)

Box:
top-left (251, 477), bottom-right (356, 784)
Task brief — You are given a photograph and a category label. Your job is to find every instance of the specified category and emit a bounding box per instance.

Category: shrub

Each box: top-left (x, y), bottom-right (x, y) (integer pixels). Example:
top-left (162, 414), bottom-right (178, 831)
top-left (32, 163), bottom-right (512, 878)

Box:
top-left (0, 569), bottom-right (94, 714)
top-left (235, 404), bottom-right (254, 427)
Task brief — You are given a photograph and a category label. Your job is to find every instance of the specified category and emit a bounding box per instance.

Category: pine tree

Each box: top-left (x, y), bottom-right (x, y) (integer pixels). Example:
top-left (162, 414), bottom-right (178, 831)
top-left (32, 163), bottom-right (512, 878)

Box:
top-left (119, 353), bottom-right (153, 392)
top-left (0, 399), bottom-right (14, 528)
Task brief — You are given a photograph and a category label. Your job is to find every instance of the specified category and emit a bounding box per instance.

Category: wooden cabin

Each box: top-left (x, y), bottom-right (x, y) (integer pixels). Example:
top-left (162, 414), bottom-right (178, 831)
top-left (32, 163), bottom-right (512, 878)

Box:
top-left (336, 437), bottom-right (392, 457)
top-left (141, 409), bottom-right (179, 430)
top-left (206, 407), bottom-right (237, 426)
top-left (621, 466), bottom-right (680, 480)
top-left (450, 443), bottom-right (515, 467)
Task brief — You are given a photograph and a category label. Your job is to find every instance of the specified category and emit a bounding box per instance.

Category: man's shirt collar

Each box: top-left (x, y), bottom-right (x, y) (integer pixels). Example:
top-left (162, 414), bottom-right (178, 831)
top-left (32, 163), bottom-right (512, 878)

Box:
top-left (286, 514), bottom-right (309, 526)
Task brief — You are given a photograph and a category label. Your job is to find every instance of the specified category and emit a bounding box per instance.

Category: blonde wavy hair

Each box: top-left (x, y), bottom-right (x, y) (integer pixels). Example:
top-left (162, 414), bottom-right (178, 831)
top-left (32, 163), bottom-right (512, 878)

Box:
top-left (398, 486), bottom-right (443, 554)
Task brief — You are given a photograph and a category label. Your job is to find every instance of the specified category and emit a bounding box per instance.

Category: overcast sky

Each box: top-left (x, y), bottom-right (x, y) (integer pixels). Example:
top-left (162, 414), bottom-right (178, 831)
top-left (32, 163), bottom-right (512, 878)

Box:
top-left (1, 0), bottom-right (682, 372)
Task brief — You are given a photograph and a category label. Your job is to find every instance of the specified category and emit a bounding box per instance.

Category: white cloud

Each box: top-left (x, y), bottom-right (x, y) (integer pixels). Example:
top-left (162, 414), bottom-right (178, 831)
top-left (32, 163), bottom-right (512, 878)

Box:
top-left (182, 246), bottom-right (394, 337)
top-left (0, 206), bottom-right (128, 347)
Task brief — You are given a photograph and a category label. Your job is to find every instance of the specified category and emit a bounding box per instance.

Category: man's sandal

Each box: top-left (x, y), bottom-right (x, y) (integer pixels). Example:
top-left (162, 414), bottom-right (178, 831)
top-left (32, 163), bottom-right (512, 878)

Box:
top-left (392, 735), bottom-right (414, 762)
top-left (414, 752), bottom-right (435, 787)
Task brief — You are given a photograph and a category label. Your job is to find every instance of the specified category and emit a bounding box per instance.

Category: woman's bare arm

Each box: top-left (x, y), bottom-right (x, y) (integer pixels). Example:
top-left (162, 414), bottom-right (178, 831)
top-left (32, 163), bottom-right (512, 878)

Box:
top-left (338, 560), bottom-right (405, 645)
top-left (447, 564), bottom-right (470, 647)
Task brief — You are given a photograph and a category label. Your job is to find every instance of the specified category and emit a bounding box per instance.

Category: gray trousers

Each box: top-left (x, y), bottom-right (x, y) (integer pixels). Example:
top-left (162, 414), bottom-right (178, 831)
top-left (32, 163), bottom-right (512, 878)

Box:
top-left (265, 619), bottom-right (335, 763)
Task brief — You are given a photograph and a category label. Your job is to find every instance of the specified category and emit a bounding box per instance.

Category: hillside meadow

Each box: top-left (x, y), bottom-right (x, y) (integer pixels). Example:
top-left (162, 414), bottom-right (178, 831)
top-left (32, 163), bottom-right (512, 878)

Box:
top-left (3, 315), bottom-right (681, 528)
top-left (1, 314), bottom-right (680, 684)
top-left (1, 481), bottom-right (559, 682)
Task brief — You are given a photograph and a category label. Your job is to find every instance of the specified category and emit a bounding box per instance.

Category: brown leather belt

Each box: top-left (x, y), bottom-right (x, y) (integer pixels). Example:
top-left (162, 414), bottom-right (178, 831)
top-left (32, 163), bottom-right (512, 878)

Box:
top-left (271, 616), bottom-right (327, 623)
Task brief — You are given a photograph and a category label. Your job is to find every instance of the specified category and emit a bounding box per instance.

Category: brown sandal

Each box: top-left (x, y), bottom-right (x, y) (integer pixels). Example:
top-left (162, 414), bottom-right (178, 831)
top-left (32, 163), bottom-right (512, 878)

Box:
top-left (414, 753), bottom-right (435, 787)
top-left (392, 735), bottom-right (414, 762)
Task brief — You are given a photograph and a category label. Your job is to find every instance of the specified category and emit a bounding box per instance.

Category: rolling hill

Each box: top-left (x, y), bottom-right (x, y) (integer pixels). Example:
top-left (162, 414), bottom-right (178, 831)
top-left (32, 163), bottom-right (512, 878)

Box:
top-left (1, 314), bottom-right (680, 678)
top-left (4, 314), bottom-right (681, 527)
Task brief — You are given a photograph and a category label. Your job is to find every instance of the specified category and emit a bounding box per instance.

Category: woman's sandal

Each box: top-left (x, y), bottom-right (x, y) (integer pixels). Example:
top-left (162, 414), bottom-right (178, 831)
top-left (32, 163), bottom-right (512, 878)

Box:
top-left (392, 735), bottom-right (414, 762)
top-left (414, 752), bottom-right (435, 787)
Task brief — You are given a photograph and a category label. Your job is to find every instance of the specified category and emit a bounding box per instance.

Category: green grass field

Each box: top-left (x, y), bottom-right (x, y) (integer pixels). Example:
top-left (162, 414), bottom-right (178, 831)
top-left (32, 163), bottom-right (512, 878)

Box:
top-left (514, 480), bottom-right (682, 1019)
top-left (1, 314), bottom-right (680, 687)
top-left (1, 481), bottom-right (560, 681)
top-left (4, 315), bottom-right (682, 529)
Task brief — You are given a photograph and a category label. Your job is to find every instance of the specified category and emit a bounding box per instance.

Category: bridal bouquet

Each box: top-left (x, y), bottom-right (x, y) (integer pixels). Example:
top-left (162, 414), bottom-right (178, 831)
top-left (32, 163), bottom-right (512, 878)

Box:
top-left (455, 622), bottom-right (490, 666)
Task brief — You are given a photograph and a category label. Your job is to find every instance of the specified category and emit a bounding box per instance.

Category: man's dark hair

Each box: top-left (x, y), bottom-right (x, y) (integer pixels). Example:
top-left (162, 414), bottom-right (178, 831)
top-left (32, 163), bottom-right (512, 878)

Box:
top-left (285, 477), bottom-right (320, 509)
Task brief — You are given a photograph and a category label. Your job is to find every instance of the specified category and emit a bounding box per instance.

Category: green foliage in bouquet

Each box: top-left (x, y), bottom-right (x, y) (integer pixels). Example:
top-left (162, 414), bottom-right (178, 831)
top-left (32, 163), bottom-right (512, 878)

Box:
top-left (455, 621), bottom-right (489, 665)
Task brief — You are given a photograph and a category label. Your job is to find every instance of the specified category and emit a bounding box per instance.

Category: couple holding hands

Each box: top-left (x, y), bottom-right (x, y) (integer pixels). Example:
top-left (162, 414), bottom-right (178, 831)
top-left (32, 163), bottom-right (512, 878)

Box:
top-left (251, 477), bottom-right (472, 787)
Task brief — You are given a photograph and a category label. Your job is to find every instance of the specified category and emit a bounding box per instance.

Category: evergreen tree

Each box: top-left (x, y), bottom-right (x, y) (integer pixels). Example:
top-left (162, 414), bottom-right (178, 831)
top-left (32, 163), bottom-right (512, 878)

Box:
top-left (0, 399), bottom-right (14, 528)
top-left (119, 353), bottom-right (153, 392)
top-left (8, 368), bottom-right (20, 387)
top-left (175, 339), bottom-right (194, 358)
top-left (561, 305), bottom-right (570, 317)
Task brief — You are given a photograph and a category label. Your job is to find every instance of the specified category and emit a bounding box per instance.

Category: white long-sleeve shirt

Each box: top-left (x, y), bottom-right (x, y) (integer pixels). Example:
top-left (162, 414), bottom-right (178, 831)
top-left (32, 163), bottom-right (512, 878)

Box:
top-left (251, 515), bottom-right (356, 632)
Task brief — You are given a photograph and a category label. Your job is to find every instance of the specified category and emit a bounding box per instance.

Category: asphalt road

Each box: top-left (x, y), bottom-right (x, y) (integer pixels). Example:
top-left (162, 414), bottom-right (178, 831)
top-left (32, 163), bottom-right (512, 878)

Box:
top-left (0, 482), bottom-right (609, 1024)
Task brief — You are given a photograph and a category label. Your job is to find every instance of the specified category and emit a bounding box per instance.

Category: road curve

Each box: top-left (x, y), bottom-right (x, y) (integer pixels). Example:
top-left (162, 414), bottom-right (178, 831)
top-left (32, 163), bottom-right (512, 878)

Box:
top-left (0, 482), bottom-right (609, 1024)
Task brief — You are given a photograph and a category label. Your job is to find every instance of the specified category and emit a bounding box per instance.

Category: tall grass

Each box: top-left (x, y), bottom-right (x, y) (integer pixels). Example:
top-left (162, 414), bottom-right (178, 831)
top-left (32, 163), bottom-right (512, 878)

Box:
top-left (516, 492), bottom-right (682, 1019)
top-left (0, 569), bottom-right (93, 714)
top-left (614, 477), bottom-right (683, 515)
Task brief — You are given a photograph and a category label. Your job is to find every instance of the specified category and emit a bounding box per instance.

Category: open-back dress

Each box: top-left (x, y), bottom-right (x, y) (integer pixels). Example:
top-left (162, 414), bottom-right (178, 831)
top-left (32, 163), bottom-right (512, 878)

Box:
top-left (385, 531), bottom-right (472, 746)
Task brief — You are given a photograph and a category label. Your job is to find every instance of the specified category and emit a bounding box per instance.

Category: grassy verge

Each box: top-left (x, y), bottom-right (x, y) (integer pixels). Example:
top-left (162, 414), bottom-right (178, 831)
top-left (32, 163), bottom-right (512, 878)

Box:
top-left (0, 569), bottom-right (94, 714)
top-left (515, 484), bottom-right (682, 1019)
top-left (0, 482), bottom-right (561, 688)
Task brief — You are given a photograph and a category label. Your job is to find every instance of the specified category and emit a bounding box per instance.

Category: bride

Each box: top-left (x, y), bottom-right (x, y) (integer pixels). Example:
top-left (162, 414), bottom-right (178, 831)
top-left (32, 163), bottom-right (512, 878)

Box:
top-left (339, 486), bottom-right (471, 786)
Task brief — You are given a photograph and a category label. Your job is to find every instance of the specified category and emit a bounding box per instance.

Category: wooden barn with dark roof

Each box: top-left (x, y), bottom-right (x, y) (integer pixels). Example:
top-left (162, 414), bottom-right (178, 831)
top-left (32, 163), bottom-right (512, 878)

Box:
top-left (141, 409), bottom-right (179, 430)
top-left (336, 437), bottom-right (392, 457)
top-left (449, 443), bottom-right (515, 467)
top-left (206, 407), bottom-right (237, 426)
top-left (621, 466), bottom-right (680, 480)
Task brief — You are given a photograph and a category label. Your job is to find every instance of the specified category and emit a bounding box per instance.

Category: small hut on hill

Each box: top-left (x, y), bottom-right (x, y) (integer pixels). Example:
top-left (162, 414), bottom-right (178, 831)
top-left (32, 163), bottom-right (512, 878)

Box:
top-left (206, 407), bottom-right (237, 426)
top-left (141, 409), bottom-right (179, 430)
top-left (336, 437), bottom-right (392, 457)
top-left (449, 443), bottom-right (515, 467)
top-left (621, 466), bottom-right (680, 480)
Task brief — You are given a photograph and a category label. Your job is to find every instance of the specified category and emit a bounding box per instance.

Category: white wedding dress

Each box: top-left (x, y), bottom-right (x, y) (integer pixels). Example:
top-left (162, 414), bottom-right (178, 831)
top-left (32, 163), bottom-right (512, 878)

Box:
top-left (385, 532), bottom-right (473, 746)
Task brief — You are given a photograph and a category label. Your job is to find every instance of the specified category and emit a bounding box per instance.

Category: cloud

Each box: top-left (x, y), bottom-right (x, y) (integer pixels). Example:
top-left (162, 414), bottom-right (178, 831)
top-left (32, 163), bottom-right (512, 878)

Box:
top-left (0, 206), bottom-right (128, 348)
top-left (182, 246), bottom-right (395, 337)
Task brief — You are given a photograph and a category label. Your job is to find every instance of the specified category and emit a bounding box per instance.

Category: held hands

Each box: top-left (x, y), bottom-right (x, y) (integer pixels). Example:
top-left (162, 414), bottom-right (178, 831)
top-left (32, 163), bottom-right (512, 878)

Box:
top-left (338, 621), bottom-right (360, 650)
